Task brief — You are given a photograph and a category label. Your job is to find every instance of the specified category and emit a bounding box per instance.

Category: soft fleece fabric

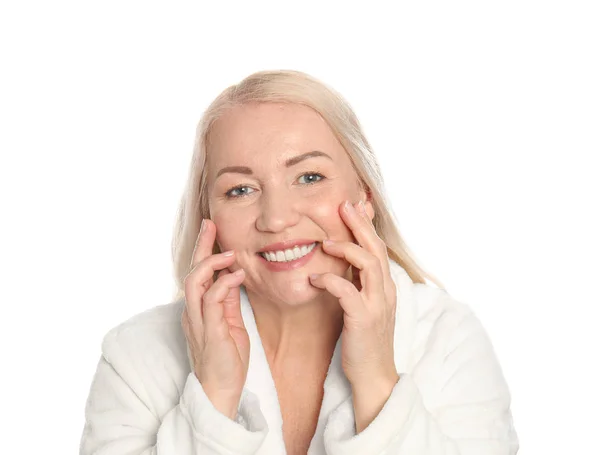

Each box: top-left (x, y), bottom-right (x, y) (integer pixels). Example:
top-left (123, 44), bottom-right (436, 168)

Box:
top-left (80, 259), bottom-right (519, 454)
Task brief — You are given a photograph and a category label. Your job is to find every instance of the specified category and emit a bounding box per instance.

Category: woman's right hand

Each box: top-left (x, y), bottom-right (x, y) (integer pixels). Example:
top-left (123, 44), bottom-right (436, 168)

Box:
top-left (182, 218), bottom-right (250, 420)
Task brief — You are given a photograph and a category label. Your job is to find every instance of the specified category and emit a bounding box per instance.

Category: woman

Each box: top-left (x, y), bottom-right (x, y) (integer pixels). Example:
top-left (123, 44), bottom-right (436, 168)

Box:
top-left (80, 70), bottom-right (519, 455)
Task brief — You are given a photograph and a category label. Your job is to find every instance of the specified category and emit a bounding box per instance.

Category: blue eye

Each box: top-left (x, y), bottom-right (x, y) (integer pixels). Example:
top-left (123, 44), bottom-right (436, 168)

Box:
top-left (225, 172), bottom-right (325, 199)
top-left (226, 186), bottom-right (255, 198)
top-left (298, 173), bottom-right (324, 185)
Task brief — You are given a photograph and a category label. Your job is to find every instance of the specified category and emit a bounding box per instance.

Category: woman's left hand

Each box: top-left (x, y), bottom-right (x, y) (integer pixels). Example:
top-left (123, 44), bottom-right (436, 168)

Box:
top-left (309, 200), bottom-right (399, 390)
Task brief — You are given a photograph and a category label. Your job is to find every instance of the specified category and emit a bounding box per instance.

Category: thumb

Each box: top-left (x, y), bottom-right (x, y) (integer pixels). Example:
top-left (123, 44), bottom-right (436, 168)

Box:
top-left (218, 269), bottom-right (246, 331)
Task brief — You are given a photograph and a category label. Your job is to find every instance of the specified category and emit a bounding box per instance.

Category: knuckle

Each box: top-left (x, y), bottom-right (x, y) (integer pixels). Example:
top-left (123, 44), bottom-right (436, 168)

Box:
top-left (203, 278), bottom-right (227, 304)
top-left (203, 283), bottom-right (220, 303)
top-left (367, 255), bottom-right (380, 271)
top-left (341, 279), bottom-right (356, 295)
top-left (185, 266), bottom-right (212, 292)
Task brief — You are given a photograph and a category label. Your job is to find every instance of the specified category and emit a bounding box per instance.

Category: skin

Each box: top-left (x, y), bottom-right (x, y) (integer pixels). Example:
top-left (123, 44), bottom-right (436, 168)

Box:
top-left (205, 102), bottom-right (374, 373)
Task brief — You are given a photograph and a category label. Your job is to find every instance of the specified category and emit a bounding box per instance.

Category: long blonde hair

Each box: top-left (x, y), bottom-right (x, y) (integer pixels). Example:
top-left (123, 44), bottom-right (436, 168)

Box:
top-left (170, 70), bottom-right (445, 302)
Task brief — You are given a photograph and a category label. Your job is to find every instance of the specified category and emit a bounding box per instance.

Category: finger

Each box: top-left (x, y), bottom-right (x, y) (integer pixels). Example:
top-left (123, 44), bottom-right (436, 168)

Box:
top-left (342, 200), bottom-right (394, 296)
top-left (355, 200), bottom-right (375, 229)
top-left (184, 251), bottom-right (236, 324)
top-left (340, 201), bottom-right (383, 254)
top-left (202, 270), bottom-right (245, 339)
top-left (309, 272), bottom-right (364, 319)
top-left (190, 219), bottom-right (216, 270)
top-left (217, 269), bottom-right (247, 331)
top-left (188, 219), bottom-right (217, 309)
top-left (321, 240), bottom-right (384, 301)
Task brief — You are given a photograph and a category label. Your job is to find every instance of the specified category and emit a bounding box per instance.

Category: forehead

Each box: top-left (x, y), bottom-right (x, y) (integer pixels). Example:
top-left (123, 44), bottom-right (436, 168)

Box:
top-left (207, 103), bottom-right (345, 165)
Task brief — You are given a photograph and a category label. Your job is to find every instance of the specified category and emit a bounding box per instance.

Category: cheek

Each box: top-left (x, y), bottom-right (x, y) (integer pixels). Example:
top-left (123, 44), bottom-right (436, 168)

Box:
top-left (310, 194), bottom-right (342, 222)
top-left (211, 212), bottom-right (245, 250)
top-left (311, 196), bottom-right (354, 238)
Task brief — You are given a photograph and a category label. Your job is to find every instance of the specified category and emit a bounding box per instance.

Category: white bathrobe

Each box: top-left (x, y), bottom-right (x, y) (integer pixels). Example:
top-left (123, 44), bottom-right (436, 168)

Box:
top-left (80, 259), bottom-right (519, 454)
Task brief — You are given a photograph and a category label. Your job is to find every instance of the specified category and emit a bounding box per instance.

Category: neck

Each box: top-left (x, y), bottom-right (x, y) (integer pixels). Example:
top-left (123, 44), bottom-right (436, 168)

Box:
top-left (246, 287), bottom-right (345, 372)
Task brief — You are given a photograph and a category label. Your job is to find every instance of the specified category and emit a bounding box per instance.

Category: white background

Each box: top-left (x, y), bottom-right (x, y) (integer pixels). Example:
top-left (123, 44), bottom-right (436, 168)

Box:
top-left (1, 1), bottom-right (598, 453)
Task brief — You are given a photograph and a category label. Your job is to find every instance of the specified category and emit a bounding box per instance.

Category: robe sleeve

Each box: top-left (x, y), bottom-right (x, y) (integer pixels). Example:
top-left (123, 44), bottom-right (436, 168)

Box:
top-left (79, 334), bottom-right (269, 455)
top-left (323, 295), bottom-right (519, 455)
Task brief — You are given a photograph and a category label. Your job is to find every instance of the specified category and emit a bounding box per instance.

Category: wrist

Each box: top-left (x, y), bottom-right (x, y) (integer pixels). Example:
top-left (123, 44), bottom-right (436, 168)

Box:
top-left (202, 385), bottom-right (241, 420)
top-left (351, 371), bottom-right (400, 397)
top-left (351, 373), bottom-right (400, 433)
top-left (210, 395), bottom-right (239, 420)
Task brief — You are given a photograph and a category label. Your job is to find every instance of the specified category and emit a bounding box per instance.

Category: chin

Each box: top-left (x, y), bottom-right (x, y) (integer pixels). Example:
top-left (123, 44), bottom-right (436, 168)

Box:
top-left (279, 277), bottom-right (319, 299)
top-left (257, 278), bottom-right (327, 307)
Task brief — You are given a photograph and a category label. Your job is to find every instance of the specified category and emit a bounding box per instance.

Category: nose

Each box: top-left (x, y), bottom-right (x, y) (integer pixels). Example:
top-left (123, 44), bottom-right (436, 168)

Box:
top-left (255, 190), bottom-right (301, 233)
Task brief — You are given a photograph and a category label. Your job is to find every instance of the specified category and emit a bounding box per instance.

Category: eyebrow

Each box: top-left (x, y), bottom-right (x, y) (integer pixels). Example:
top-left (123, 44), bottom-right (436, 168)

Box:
top-left (215, 150), bottom-right (333, 179)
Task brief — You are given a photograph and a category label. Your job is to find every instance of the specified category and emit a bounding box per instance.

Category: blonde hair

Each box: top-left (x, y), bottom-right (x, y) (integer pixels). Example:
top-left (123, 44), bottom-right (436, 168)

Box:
top-left (170, 70), bottom-right (445, 302)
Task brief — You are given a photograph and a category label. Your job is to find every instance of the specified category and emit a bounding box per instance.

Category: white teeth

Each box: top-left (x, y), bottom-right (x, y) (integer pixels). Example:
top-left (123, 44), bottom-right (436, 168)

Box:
top-left (261, 242), bottom-right (317, 262)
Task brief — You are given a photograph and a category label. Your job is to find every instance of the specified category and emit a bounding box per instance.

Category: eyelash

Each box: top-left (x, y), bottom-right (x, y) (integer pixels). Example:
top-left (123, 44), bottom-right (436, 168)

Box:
top-left (224, 172), bottom-right (325, 199)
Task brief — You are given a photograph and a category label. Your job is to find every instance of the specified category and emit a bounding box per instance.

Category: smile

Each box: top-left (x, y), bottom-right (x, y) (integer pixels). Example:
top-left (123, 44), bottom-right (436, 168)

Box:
top-left (257, 242), bottom-right (320, 272)
top-left (259, 242), bottom-right (317, 262)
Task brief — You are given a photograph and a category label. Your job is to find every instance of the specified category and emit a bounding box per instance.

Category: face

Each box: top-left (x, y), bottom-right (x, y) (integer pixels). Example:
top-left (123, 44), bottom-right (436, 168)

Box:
top-left (205, 102), bottom-right (372, 307)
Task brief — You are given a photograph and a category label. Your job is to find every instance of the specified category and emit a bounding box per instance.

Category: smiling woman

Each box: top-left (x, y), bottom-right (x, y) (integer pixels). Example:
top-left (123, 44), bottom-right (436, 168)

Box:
top-left (79, 70), bottom-right (519, 455)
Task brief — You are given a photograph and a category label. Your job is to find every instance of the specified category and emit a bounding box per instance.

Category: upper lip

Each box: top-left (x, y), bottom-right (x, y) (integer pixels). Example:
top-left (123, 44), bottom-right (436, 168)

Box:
top-left (257, 239), bottom-right (319, 253)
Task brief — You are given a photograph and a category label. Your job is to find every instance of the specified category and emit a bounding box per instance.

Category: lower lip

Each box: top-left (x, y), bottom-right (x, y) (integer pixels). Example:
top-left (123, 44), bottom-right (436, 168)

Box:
top-left (257, 243), bottom-right (319, 272)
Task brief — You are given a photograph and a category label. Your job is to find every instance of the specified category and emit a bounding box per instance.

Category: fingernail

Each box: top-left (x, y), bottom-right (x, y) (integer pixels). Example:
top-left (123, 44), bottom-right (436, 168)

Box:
top-left (343, 200), bottom-right (354, 213)
top-left (234, 268), bottom-right (245, 277)
top-left (200, 219), bottom-right (206, 233)
top-left (323, 239), bottom-right (334, 247)
top-left (223, 250), bottom-right (234, 256)
top-left (309, 273), bottom-right (319, 280)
